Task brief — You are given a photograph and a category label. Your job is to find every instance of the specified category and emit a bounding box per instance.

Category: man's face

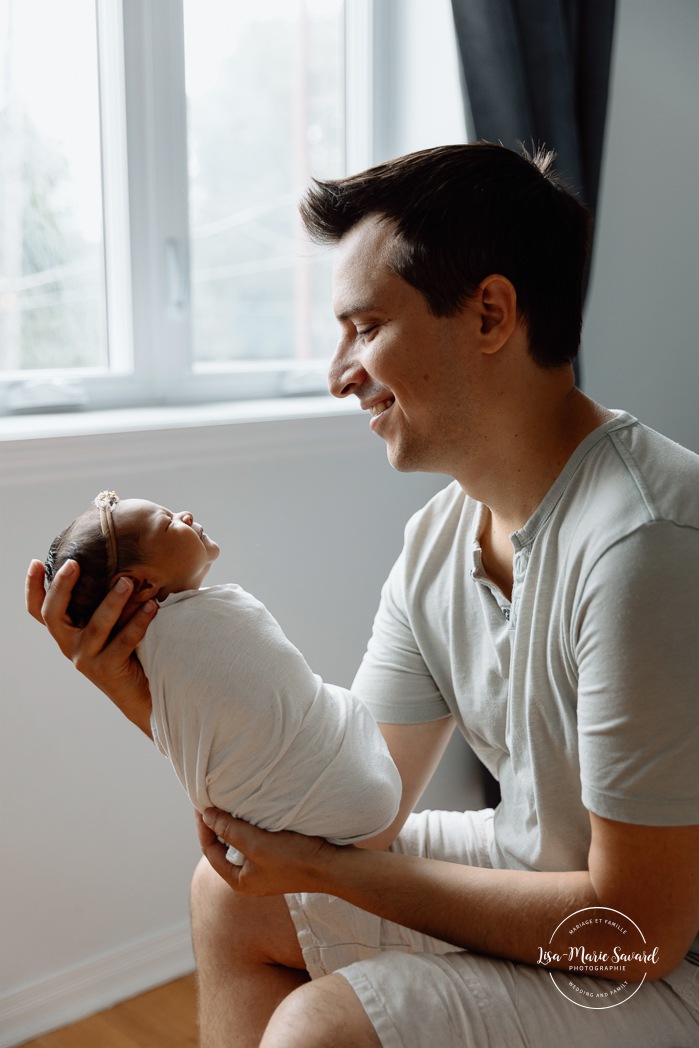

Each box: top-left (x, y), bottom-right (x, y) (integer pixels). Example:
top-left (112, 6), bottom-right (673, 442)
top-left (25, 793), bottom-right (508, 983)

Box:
top-left (113, 499), bottom-right (220, 599)
top-left (329, 216), bottom-right (480, 476)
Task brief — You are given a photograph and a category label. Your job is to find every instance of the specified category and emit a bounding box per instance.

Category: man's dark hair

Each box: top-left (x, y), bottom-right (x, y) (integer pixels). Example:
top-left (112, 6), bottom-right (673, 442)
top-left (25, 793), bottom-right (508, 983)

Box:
top-left (45, 505), bottom-right (143, 627)
top-left (299, 142), bottom-right (591, 367)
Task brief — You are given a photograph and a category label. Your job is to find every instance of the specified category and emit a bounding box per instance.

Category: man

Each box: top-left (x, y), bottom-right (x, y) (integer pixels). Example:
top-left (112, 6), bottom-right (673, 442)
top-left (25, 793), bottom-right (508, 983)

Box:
top-left (27, 144), bottom-right (699, 1047)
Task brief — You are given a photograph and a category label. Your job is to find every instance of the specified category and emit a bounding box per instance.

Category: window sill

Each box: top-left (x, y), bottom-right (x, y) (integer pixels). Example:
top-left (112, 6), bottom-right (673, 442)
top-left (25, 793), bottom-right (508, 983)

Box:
top-left (0, 395), bottom-right (360, 443)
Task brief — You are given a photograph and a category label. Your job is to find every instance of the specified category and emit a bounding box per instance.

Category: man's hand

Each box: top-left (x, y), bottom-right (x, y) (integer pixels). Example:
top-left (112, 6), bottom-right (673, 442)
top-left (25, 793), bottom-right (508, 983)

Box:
top-left (196, 808), bottom-right (338, 897)
top-left (25, 558), bottom-right (155, 736)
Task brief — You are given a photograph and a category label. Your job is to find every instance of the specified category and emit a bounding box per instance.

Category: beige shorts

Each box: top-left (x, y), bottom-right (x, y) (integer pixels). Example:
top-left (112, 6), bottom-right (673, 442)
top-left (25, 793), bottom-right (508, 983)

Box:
top-left (286, 809), bottom-right (699, 1048)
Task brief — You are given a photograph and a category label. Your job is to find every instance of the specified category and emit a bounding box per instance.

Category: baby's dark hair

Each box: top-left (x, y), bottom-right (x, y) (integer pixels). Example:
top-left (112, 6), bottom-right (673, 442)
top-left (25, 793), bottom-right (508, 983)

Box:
top-left (45, 503), bottom-right (144, 627)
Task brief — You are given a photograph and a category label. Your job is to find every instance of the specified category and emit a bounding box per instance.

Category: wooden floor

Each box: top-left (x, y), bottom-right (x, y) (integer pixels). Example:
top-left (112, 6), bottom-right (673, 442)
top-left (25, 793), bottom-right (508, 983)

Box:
top-left (19, 974), bottom-right (197, 1048)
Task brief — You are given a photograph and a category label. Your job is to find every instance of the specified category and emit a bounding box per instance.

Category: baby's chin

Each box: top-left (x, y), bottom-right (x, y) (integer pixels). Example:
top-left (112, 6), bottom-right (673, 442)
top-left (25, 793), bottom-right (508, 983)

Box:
top-left (205, 547), bottom-right (220, 572)
top-left (203, 534), bottom-right (221, 560)
top-left (201, 555), bottom-right (219, 582)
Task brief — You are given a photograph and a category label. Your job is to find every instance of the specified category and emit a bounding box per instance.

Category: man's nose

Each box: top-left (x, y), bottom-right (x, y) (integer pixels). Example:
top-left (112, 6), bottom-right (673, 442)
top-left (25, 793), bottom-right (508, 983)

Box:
top-left (327, 339), bottom-right (368, 399)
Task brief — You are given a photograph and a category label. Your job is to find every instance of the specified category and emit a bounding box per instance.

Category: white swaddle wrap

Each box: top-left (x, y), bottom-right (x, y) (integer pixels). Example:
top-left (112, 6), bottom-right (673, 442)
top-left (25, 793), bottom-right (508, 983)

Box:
top-left (138, 585), bottom-right (401, 862)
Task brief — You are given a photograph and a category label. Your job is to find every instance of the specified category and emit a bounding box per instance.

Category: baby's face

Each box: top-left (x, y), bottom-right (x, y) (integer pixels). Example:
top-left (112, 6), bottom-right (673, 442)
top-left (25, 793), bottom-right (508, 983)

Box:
top-left (114, 499), bottom-right (220, 599)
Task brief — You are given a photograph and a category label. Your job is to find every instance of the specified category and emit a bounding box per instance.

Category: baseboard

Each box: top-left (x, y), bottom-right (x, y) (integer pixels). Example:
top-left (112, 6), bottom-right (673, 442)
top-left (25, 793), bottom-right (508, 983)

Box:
top-left (0, 921), bottom-right (195, 1047)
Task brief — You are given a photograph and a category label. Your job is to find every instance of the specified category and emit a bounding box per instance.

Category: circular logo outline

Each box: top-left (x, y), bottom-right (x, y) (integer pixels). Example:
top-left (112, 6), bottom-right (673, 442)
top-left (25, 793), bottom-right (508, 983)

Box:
top-left (546, 906), bottom-right (649, 1010)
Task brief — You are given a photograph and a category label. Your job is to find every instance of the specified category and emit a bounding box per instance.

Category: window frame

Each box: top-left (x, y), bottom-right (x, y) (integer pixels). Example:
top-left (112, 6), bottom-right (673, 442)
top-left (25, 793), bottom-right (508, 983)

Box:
top-left (0, 0), bottom-right (383, 415)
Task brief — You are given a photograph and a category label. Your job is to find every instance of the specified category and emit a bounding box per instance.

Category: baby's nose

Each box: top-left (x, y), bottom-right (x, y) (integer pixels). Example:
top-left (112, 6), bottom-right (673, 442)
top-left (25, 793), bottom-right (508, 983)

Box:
top-left (178, 510), bottom-right (194, 525)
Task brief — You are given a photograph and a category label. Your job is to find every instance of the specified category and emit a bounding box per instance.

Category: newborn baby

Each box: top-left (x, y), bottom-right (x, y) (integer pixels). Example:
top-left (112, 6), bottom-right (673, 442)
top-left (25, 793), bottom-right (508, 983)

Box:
top-left (46, 491), bottom-right (401, 862)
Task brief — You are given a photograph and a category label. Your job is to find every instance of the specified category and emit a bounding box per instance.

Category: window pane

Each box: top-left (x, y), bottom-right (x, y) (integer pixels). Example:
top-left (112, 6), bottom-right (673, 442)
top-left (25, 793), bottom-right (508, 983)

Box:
top-left (184, 0), bottom-right (345, 366)
top-left (0, 0), bottom-right (107, 372)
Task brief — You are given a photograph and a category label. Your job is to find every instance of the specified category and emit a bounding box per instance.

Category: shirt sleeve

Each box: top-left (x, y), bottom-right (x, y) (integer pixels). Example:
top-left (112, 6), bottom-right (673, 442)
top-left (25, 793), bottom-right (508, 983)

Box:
top-left (576, 521), bottom-right (699, 825)
top-left (351, 544), bottom-right (452, 725)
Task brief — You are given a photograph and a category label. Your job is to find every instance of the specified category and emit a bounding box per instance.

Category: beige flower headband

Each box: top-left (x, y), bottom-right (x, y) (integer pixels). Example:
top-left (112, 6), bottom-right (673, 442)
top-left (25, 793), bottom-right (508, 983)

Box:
top-left (94, 490), bottom-right (120, 576)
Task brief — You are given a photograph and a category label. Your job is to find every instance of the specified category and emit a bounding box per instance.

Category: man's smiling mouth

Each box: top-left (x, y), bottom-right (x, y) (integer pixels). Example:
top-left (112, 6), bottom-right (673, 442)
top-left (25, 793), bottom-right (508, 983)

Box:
top-left (369, 398), bottom-right (395, 418)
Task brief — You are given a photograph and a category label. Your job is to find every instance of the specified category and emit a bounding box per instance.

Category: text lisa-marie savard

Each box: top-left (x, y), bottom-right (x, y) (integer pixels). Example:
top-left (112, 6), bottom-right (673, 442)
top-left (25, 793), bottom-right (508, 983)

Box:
top-left (537, 945), bottom-right (660, 972)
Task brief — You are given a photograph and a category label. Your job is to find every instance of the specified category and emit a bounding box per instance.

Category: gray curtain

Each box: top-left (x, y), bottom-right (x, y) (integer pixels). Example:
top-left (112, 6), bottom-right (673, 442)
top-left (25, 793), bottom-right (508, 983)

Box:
top-left (450, 0), bottom-right (616, 252)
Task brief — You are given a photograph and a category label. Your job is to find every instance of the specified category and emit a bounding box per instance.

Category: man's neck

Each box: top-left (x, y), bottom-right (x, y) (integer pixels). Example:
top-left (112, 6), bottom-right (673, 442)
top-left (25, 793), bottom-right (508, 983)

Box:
top-left (461, 381), bottom-right (615, 595)
top-left (460, 382), bottom-right (613, 529)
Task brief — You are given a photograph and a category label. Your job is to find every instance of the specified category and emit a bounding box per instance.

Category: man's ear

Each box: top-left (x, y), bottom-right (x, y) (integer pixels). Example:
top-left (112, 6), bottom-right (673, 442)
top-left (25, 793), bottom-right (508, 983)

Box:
top-left (477, 275), bottom-right (518, 349)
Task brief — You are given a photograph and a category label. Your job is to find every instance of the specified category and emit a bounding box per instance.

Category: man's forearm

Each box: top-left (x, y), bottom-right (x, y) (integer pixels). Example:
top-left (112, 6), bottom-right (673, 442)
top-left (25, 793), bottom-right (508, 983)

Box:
top-left (100, 683), bottom-right (153, 738)
top-left (319, 846), bottom-right (653, 981)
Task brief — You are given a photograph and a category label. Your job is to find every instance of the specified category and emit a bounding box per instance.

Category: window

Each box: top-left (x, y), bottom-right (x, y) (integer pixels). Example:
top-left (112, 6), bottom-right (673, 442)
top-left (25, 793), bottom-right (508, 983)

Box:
top-left (0, 0), bottom-right (108, 374)
top-left (0, 0), bottom-right (375, 414)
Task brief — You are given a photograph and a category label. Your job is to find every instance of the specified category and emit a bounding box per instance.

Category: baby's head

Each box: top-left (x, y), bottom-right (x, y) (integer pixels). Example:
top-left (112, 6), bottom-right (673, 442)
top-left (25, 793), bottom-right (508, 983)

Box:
top-left (46, 491), bottom-right (220, 627)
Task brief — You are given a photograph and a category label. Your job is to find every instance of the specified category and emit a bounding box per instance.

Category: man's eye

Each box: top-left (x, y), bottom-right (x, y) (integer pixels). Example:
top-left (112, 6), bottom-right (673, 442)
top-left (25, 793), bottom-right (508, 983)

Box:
top-left (357, 325), bottom-right (377, 339)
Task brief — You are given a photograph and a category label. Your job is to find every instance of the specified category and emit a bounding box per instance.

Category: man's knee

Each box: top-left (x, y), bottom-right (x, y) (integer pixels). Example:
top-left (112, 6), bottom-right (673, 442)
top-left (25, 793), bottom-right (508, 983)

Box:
top-left (261, 975), bottom-right (381, 1048)
top-left (190, 856), bottom-right (238, 956)
top-left (190, 856), bottom-right (305, 970)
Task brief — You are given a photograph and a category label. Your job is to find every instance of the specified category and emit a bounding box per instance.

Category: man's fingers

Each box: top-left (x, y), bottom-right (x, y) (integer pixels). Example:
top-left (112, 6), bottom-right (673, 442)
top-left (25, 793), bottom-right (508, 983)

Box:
top-left (25, 560), bottom-right (48, 623)
top-left (199, 809), bottom-right (256, 872)
top-left (33, 560), bottom-right (83, 655)
top-left (39, 558), bottom-right (80, 625)
top-left (201, 808), bottom-right (247, 850)
top-left (195, 808), bottom-right (217, 850)
top-left (103, 598), bottom-right (158, 657)
top-left (195, 810), bottom-right (242, 887)
top-left (75, 576), bottom-right (139, 656)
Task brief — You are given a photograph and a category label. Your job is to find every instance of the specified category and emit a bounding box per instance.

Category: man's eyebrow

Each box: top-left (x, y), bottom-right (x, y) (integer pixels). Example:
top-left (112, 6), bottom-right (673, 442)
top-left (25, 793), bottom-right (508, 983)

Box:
top-left (335, 302), bottom-right (380, 322)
